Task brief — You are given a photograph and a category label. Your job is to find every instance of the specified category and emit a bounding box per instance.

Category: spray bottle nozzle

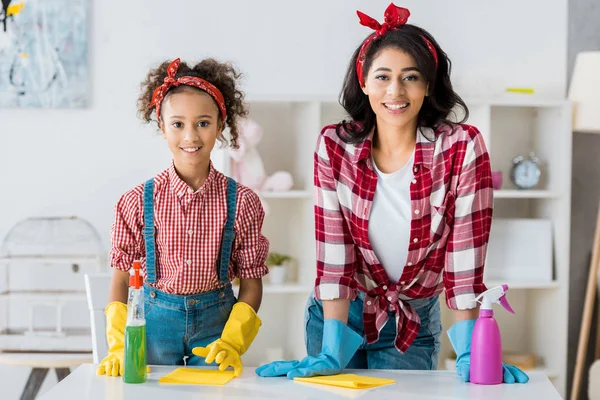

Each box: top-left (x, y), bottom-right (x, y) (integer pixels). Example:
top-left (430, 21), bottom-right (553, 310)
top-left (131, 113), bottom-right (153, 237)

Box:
top-left (475, 284), bottom-right (515, 314)
top-left (130, 260), bottom-right (143, 289)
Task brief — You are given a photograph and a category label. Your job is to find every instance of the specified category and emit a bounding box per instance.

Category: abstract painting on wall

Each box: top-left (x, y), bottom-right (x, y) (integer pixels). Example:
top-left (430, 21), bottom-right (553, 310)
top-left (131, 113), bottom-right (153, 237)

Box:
top-left (0, 0), bottom-right (88, 108)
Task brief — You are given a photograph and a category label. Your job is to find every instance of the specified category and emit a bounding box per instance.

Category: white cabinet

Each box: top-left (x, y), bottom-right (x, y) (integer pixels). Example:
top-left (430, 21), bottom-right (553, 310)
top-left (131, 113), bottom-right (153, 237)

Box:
top-left (219, 96), bottom-right (570, 398)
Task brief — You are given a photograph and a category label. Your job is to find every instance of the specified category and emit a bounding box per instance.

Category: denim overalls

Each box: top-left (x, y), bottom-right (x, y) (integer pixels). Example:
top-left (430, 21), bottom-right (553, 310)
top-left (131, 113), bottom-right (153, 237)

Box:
top-left (141, 177), bottom-right (238, 366)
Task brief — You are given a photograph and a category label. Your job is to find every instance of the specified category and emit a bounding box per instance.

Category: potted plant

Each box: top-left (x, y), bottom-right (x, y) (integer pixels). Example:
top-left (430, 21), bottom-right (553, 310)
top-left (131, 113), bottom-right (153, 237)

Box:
top-left (265, 252), bottom-right (292, 285)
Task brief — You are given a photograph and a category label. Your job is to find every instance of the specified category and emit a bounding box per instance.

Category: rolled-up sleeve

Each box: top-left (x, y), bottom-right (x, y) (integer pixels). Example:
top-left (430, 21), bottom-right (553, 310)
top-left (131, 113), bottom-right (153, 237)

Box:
top-left (110, 191), bottom-right (144, 272)
top-left (232, 189), bottom-right (269, 279)
top-left (313, 133), bottom-right (358, 301)
top-left (444, 127), bottom-right (493, 310)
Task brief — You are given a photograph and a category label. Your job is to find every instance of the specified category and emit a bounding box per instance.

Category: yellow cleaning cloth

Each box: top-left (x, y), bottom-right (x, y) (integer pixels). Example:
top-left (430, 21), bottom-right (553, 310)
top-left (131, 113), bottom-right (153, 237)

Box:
top-left (159, 368), bottom-right (235, 386)
top-left (294, 374), bottom-right (396, 389)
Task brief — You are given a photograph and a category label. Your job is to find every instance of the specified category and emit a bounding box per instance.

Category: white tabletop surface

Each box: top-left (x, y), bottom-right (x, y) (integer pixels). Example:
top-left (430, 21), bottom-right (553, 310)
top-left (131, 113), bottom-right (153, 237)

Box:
top-left (40, 364), bottom-right (562, 400)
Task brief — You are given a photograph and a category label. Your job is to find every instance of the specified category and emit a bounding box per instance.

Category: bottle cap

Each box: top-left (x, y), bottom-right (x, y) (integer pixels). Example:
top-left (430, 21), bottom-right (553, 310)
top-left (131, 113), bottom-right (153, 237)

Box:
top-left (129, 260), bottom-right (143, 289)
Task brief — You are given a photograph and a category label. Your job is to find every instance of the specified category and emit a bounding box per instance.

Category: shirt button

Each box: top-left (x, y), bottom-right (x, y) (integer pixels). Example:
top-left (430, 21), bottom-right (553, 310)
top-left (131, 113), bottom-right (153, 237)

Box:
top-left (413, 238), bottom-right (418, 243)
top-left (188, 229), bottom-right (194, 235)
top-left (412, 179), bottom-right (417, 184)
top-left (178, 190), bottom-right (184, 196)
top-left (407, 262), bottom-right (413, 266)
top-left (186, 260), bottom-right (192, 266)
top-left (400, 281), bottom-right (406, 285)
top-left (387, 296), bottom-right (393, 301)
top-left (414, 167), bottom-right (419, 173)
top-left (366, 301), bottom-right (372, 306)
top-left (414, 209), bottom-right (420, 215)
top-left (382, 285), bottom-right (387, 290)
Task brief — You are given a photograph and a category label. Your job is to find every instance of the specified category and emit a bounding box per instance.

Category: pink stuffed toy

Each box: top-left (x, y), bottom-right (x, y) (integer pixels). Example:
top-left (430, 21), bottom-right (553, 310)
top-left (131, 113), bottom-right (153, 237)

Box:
top-left (229, 118), bottom-right (293, 212)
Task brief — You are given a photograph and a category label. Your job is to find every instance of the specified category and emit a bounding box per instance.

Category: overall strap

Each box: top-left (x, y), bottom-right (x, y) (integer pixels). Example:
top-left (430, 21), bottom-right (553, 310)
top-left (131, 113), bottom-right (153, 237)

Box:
top-left (218, 178), bottom-right (237, 284)
top-left (142, 179), bottom-right (156, 284)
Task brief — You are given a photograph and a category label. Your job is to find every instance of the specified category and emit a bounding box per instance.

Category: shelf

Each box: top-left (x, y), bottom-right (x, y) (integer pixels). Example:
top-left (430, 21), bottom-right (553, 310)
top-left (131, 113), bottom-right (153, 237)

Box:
top-left (259, 190), bottom-right (312, 199)
top-left (233, 283), bottom-right (313, 294)
top-left (465, 96), bottom-right (568, 108)
top-left (246, 95), bottom-right (569, 108)
top-left (0, 255), bottom-right (101, 264)
top-left (485, 280), bottom-right (559, 289)
top-left (0, 290), bottom-right (87, 302)
top-left (494, 190), bottom-right (559, 199)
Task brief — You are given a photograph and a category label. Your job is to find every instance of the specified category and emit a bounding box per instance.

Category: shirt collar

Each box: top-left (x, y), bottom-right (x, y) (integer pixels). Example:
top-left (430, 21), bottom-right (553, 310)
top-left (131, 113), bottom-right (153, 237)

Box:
top-left (350, 125), bottom-right (437, 171)
top-left (168, 161), bottom-right (216, 198)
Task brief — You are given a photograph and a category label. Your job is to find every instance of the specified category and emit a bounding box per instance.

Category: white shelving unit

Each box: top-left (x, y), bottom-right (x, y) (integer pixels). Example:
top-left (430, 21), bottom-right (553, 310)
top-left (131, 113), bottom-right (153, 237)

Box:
top-left (213, 96), bottom-right (571, 397)
top-left (494, 190), bottom-right (560, 199)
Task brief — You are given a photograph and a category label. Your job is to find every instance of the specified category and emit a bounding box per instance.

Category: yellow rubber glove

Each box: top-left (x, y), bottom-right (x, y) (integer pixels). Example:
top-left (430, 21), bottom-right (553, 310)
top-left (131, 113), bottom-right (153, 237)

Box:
top-left (96, 301), bottom-right (127, 376)
top-left (192, 302), bottom-right (261, 377)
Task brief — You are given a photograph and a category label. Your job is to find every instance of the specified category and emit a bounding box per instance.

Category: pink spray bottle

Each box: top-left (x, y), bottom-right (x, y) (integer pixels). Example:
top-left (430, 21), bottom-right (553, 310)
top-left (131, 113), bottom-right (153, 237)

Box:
top-left (470, 284), bottom-right (515, 385)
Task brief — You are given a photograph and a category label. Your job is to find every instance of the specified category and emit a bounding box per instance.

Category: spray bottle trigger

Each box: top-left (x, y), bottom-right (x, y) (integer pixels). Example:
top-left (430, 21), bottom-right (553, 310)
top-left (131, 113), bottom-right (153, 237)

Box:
top-left (499, 295), bottom-right (515, 314)
top-left (474, 292), bottom-right (484, 306)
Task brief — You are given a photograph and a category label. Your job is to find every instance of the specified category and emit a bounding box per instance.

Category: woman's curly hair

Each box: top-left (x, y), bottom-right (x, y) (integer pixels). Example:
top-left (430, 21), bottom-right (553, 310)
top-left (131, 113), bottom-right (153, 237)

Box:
top-left (137, 58), bottom-right (247, 148)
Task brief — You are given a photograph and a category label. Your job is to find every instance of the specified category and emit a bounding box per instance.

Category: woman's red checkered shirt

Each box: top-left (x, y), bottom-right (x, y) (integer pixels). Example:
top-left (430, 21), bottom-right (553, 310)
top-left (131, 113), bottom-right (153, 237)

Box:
top-left (110, 162), bottom-right (269, 295)
top-left (313, 123), bottom-right (493, 353)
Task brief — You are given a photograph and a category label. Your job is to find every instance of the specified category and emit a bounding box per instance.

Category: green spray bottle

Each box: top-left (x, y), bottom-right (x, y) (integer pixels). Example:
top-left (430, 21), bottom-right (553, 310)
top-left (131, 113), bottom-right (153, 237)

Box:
top-left (123, 260), bottom-right (147, 384)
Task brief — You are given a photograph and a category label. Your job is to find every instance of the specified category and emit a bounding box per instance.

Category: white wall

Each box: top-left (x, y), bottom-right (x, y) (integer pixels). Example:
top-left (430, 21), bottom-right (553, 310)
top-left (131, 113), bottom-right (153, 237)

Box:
top-left (0, 0), bottom-right (567, 397)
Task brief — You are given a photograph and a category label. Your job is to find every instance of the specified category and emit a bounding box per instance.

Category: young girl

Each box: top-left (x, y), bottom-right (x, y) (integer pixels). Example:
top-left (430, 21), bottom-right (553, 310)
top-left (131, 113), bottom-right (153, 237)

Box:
top-left (97, 58), bottom-right (269, 378)
top-left (257, 3), bottom-right (528, 384)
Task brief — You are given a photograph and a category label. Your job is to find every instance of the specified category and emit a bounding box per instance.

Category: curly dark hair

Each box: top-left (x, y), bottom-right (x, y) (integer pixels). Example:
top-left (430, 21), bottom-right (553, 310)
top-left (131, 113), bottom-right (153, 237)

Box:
top-left (137, 58), bottom-right (247, 148)
top-left (338, 25), bottom-right (468, 144)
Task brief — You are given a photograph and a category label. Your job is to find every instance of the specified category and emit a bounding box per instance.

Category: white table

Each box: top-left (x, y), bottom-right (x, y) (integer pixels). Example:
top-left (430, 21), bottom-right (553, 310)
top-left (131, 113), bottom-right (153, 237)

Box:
top-left (40, 364), bottom-right (562, 400)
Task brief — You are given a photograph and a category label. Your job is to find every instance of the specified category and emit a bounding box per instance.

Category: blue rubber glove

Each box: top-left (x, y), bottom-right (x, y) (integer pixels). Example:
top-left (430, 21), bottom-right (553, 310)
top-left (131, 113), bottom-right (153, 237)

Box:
top-left (256, 318), bottom-right (362, 379)
top-left (447, 319), bottom-right (529, 384)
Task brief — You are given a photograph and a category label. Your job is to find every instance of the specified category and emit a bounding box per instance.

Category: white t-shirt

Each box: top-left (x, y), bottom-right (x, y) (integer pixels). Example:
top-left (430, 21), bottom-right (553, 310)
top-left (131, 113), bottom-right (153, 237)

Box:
top-left (368, 154), bottom-right (414, 283)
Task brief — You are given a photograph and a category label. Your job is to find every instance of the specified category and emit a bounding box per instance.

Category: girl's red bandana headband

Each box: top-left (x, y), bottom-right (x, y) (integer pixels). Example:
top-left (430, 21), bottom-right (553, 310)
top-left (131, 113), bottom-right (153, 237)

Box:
top-left (150, 58), bottom-right (227, 122)
top-left (356, 3), bottom-right (439, 87)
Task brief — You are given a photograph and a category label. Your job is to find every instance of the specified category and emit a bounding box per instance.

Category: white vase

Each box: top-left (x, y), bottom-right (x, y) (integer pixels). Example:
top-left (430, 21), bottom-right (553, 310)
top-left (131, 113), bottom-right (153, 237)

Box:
top-left (268, 265), bottom-right (286, 285)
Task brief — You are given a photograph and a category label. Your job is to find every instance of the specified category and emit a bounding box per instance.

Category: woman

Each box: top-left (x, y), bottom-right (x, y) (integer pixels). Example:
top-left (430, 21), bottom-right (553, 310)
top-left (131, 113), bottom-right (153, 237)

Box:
top-left (256, 3), bottom-right (528, 384)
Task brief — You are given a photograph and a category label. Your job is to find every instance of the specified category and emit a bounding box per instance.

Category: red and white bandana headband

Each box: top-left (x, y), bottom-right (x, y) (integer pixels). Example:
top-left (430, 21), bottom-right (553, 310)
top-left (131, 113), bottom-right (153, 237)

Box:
top-left (150, 58), bottom-right (227, 122)
top-left (356, 3), bottom-right (439, 87)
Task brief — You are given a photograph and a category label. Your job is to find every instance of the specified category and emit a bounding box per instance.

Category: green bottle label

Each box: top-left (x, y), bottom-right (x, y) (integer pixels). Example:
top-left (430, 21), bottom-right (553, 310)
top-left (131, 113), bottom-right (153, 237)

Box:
top-left (123, 324), bottom-right (147, 384)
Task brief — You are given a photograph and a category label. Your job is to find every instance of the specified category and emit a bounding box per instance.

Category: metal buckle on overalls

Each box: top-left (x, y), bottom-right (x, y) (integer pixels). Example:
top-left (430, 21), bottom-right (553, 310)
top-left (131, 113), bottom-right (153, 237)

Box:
top-left (143, 226), bottom-right (156, 236)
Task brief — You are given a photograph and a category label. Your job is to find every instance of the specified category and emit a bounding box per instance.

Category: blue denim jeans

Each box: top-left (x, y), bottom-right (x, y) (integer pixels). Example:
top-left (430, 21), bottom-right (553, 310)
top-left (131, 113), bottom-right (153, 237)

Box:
top-left (143, 284), bottom-right (236, 366)
top-left (305, 291), bottom-right (442, 369)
